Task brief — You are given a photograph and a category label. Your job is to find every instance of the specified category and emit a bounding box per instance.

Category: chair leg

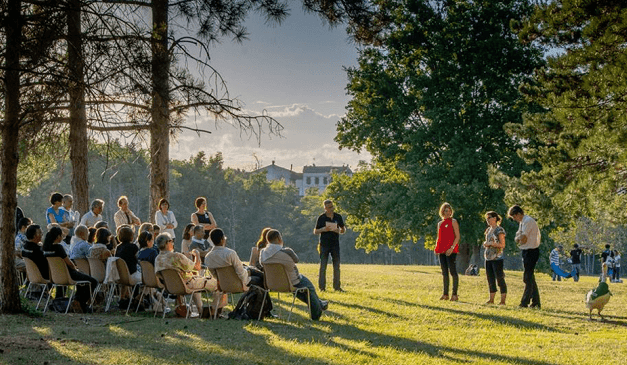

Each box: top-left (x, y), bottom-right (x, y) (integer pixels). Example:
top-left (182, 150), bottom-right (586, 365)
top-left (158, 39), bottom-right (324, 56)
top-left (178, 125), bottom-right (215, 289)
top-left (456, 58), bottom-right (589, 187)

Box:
top-left (90, 283), bottom-right (102, 307)
top-left (126, 285), bottom-right (138, 315)
top-left (43, 284), bottom-right (56, 314)
top-left (213, 291), bottom-right (222, 320)
top-left (65, 286), bottom-right (75, 314)
top-left (105, 284), bottom-right (116, 312)
top-left (23, 282), bottom-right (32, 299)
top-left (136, 286), bottom-right (146, 313)
top-left (35, 284), bottom-right (48, 311)
top-left (154, 289), bottom-right (166, 318)
top-left (258, 290), bottom-right (268, 321)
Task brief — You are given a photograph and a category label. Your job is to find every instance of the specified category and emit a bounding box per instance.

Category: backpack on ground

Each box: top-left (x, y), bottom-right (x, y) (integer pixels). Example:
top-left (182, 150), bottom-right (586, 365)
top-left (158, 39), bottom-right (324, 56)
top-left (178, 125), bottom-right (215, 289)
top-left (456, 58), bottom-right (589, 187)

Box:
top-left (228, 286), bottom-right (272, 320)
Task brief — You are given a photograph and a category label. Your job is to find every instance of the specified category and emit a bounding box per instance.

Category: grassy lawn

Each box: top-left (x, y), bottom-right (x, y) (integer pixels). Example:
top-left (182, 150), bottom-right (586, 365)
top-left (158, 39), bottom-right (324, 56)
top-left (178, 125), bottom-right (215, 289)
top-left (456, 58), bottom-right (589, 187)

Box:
top-left (1, 263), bottom-right (626, 364)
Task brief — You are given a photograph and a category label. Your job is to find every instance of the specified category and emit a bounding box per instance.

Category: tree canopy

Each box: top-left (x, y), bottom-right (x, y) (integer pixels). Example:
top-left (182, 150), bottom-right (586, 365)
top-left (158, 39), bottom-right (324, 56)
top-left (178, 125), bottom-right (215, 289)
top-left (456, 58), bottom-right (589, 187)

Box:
top-left (329, 0), bottom-right (543, 264)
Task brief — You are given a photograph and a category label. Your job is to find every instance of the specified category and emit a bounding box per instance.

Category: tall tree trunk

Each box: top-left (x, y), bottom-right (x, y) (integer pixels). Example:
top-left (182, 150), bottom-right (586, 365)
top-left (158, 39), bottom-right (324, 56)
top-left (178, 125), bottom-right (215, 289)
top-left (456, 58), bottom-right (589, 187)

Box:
top-left (149, 0), bottom-right (170, 222)
top-left (67, 0), bottom-right (90, 215)
top-left (1, 0), bottom-right (23, 314)
top-left (457, 241), bottom-right (471, 274)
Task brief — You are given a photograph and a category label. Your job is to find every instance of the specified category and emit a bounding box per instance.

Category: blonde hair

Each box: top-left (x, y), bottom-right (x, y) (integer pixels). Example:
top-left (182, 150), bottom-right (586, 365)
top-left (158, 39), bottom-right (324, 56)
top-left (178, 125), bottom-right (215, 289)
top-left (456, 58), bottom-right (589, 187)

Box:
top-left (439, 202), bottom-right (453, 218)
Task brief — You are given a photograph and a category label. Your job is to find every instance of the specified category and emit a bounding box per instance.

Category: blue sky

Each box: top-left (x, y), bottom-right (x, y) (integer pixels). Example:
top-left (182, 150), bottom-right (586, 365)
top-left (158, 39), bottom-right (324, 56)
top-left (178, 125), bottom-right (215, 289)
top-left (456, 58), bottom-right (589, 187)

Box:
top-left (171, 8), bottom-right (371, 171)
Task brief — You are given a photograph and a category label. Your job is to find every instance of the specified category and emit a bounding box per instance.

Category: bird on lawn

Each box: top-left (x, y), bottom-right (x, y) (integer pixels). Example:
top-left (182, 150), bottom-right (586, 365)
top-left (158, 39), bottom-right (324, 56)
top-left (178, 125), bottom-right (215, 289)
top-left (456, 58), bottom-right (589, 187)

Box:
top-left (586, 281), bottom-right (612, 320)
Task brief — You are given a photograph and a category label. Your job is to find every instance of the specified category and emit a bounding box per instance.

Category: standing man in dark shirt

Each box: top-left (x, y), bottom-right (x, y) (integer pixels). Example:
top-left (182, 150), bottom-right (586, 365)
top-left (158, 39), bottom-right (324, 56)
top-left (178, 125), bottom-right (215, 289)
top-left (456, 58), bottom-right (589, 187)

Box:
top-left (314, 200), bottom-right (346, 292)
top-left (570, 244), bottom-right (583, 282)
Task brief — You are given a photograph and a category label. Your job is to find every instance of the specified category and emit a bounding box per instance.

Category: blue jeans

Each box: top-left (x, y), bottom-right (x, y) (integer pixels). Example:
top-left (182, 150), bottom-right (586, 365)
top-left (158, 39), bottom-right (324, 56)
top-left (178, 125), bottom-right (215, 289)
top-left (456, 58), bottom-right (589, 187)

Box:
top-left (295, 275), bottom-right (324, 320)
top-left (319, 243), bottom-right (341, 290)
top-left (572, 263), bottom-right (581, 282)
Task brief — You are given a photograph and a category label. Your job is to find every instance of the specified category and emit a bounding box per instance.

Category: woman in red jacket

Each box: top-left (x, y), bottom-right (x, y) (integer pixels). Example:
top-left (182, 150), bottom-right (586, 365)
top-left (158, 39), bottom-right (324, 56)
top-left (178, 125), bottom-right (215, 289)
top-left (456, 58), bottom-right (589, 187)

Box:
top-left (435, 202), bottom-right (460, 301)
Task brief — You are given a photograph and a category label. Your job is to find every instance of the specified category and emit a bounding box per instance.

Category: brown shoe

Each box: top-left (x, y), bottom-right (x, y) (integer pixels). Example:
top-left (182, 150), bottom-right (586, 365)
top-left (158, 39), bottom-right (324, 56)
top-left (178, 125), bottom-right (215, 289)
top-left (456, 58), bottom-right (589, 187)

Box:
top-left (450, 295), bottom-right (459, 301)
top-left (439, 295), bottom-right (449, 300)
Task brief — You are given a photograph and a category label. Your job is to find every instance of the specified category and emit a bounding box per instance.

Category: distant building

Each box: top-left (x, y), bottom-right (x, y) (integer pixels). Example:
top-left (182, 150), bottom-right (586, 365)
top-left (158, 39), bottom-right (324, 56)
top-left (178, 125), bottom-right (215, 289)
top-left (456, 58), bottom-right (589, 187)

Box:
top-left (253, 162), bottom-right (352, 196)
top-left (301, 164), bottom-right (352, 195)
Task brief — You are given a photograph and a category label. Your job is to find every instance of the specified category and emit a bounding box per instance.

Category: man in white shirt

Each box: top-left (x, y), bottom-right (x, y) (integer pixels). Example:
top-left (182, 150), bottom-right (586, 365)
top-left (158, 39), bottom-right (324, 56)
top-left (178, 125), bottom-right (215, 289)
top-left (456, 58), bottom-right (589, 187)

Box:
top-left (509, 205), bottom-right (541, 309)
top-left (80, 199), bottom-right (104, 228)
top-left (205, 228), bottom-right (264, 289)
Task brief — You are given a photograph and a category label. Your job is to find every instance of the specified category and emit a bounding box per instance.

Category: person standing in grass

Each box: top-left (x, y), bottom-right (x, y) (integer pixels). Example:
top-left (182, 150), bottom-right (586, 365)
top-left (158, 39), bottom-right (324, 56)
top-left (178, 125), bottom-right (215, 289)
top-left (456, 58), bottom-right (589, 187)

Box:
top-left (570, 244), bottom-right (583, 282)
top-left (508, 205), bottom-right (541, 309)
top-left (483, 211), bottom-right (507, 305)
top-left (435, 202), bottom-right (460, 301)
top-left (314, 199), bottom-right (346, 292)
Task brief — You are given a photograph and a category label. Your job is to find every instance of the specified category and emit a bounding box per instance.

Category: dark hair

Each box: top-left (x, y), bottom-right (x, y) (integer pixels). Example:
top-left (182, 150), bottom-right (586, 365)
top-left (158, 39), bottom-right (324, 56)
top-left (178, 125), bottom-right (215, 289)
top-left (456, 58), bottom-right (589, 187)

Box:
top-left (17, 217), bottom-right (31, 231)
top-left (158, 198), bottom-right (169, 210)
top-left (209, 228), bottom-right (224, 245)
top-left (117, 225), bottom-right (134, 244)
top-left (485, 211), bottom-right (502, 224)
top-left (95, 228), bottom-right (111, 244)
top-left (88, 227), bottom-right (97, 243)
top-left (182, 223), bottom-right (195, 240)
top-left (95, 221), bottom-right (108, 229)
top-left (50, 192), bottom-right (64, 205)
top-left (256, 227), bottom-right (272, 249)
top-left (195, 196), bottom-right (206, 209)
top-left (605, 244), bottom-right (611, 249)
top-left (507, 205), bottom-right (524, 218)
top-left (43, 226), bottom-right (63, 251)
top-left (574, 244), bottom-right (579, 248)
top-left (266, 229), bottom-right (281, 243)
top-left (152, 224), bottom-right (160, 232)
top-left (138, 231), bottom-right (153, 249)
top-left (26, 224), bottom-right (41, 240)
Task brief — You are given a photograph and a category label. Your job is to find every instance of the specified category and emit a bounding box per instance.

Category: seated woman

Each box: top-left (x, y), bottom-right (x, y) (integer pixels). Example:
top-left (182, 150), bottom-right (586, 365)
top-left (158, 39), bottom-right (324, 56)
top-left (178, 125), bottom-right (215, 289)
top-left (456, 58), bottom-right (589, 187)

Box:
top-left (154, 233), bottom-right (219, 316)
top-left (180, 223), bottom-right (195, 254)
top-left (46, 192), bottom-right (72, 236)
top-left (137, 231), bottom-right (158, 266)
top-left (88, 228), bottom-right (113, 262)
top-left (43, 226), bottom-right (98, 312)
top-left (250, 227), bottom-right (271, 271)
top-left (115, 225), bottom-right (141, 285)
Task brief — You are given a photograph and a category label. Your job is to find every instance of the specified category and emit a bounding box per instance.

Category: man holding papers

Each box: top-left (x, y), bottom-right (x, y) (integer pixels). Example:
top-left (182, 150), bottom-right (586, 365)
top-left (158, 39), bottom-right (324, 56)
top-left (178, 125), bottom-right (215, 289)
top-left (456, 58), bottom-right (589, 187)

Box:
top-left (314, 199), bottom-right (346, 292)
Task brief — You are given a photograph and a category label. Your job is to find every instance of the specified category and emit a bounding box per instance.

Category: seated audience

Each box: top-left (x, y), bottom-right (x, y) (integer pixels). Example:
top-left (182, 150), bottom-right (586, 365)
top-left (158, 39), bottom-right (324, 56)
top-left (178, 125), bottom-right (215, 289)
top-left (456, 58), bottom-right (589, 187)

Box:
top-left (69, 225), bottom-right (91, 261)
top-left (154, 233), bottom-right (219, 315)
top-left (189, 225), bottom-right (212, 259)
top-left (87, 227), bottom-right (97, 244)
top-left (205, 228), bottom-right (264, 289)
top-left (88, 228), bottom-right (112, 262)
top-left (180, 223), bottom-right (195, 254)
top-left (43, 226), bottom-right (97, 312)
top-left (15, 217), bottom-right (31, 273)
top-left (153, 225), bottom-right (160, 235)
top-left (260, 229), bottom-right (328, 320)
top-left (115, 225), bottom-right (141, 285)
top-left (138, 231), bottom-right (158, 266)
top-left (250, 227), bottom-right (271, 271)
top-left (139, 222), bottom-right (154, 236)
top-left (21, 224), bottom-right (48, 280)
top-left (80, 199), bottom-right (104, 228)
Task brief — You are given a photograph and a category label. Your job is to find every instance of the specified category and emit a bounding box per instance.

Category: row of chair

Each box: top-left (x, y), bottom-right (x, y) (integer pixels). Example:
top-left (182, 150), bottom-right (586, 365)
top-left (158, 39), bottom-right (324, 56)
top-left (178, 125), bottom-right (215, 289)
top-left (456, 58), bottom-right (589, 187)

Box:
top-left (23, 257), bottom-right (312, 321)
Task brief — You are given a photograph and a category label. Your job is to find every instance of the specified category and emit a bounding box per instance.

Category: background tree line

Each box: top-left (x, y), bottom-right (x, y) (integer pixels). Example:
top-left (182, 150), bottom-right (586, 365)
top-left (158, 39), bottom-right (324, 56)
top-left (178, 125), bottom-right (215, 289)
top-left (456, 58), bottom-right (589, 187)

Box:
top-left (16, 141), bottom-right (436, 265)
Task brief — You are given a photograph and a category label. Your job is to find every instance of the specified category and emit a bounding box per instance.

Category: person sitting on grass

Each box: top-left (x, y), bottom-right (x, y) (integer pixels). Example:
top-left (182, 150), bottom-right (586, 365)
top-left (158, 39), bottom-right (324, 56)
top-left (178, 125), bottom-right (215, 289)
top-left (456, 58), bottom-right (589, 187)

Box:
top-left (260, 229), bottom-right (328, 320)
top-left (154, 233), bottom-right (219, 317)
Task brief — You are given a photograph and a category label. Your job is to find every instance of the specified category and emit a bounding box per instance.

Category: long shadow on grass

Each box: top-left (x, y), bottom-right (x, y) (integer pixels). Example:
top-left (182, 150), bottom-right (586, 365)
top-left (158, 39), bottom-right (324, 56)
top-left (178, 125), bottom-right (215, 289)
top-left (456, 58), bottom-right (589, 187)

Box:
top-left (416, 304), bottom-right (563, 332)
top-left (259, 311), bottom-right (565, 365)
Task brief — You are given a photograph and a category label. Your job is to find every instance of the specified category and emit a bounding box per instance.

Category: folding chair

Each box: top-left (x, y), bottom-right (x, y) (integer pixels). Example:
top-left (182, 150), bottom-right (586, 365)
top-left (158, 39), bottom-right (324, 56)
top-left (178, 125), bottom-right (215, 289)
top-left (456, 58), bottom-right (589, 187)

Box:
top-left (22, 257), bottom-right (50, 311)
top-left (115, 259), bottom-right (142, 315)
top-left (213, 266), bottom-right (247, 319)
top-left (74, 258), bottom-right (90, 276)
top-left (44, 257), bottom-right (92, 314)
top-left (261, 263), bottom-right (310, 321)
top-left (137, 261), bottom-right (167, 317)
top-left (156, 269), bottom-right (209, 319)
top-left (88, 258), bottom-right (109, 307)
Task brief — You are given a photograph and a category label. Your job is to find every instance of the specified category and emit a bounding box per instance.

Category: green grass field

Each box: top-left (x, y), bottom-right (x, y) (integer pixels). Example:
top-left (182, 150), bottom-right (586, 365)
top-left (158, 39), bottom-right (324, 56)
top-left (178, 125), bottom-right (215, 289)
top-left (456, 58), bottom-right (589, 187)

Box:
top-left (2, 264), bottom-right (626, 364)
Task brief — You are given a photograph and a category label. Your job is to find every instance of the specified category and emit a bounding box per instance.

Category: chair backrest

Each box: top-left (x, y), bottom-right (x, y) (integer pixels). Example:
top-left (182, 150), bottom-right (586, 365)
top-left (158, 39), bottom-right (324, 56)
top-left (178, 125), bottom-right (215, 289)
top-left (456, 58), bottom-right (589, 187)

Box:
top-left (115, 259), bottom-right (133, 286)
top-left (263, 263), bottom-right (294, 293)
top-left (248, 247), bottom-right (259, 267)
top-left (157, 269), bottom-right (191, 296)
top-left (23, 257), bottom-right (49, 284)
top-left (88, 258), bottom-right (106, 283)
top-left (46, 256), bottom-right (75, 285)
top-left (215, 266), bottom-right (245, 293)
top-left (139, 261), bottom-right (162, 289)
top-left (74, 258), bottom-right (90, 275)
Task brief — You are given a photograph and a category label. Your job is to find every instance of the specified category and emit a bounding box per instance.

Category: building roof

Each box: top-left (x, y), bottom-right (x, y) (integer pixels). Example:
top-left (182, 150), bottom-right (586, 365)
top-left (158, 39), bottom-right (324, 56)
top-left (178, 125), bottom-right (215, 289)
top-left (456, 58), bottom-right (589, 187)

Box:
top-left (302, 165), bottom-right (352, 174)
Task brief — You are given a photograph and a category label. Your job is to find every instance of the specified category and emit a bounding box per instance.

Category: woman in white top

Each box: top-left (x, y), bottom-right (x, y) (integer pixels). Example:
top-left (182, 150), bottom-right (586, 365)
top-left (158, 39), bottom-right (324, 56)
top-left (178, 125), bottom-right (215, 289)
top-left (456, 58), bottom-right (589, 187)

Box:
top-left (155, 198), bottom-right (178, 239)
